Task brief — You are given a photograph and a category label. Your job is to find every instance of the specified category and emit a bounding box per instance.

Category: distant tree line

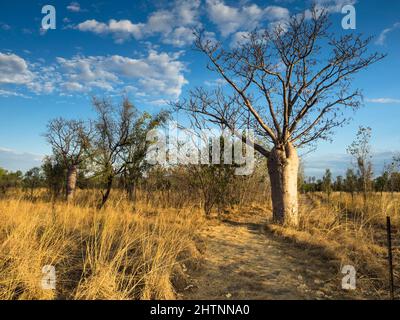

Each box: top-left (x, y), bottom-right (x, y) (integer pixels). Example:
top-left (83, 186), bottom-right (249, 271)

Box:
top-left (300, 127), bottom-right (400, 198)
top-left (300, 167), bottom-right (400, 195)
top-left (1, 114), bottom-right (399, 214)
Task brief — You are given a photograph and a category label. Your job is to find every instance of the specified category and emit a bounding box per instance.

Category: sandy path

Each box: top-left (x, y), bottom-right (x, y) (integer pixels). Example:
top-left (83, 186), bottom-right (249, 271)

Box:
top-left (181, 216), bottom-right (357, 300)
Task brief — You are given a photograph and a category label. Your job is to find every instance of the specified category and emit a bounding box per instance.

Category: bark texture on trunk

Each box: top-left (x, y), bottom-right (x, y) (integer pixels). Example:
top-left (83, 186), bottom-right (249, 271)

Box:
top-left (66, 165), bottom-right (77, 202)
top-left (267, 143), bottom-right (299, 227)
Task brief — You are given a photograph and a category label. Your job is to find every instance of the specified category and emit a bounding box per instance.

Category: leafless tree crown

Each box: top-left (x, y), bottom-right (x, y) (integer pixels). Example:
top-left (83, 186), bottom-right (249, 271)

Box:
top-left (45, 118), bottom-right (92, 166)
top-left (177, 7), bottom-right (385, 157)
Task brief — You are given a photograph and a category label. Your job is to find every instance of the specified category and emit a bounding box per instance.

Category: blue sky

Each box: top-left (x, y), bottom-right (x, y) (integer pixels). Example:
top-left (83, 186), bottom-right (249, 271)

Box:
top-left (0, 0), bottom-right (399, 177)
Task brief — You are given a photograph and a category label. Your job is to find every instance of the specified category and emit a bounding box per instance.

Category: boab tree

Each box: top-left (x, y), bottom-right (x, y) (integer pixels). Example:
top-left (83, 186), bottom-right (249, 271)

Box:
top-left (45, 118), bottom-right (92, 201)
top-left (178, 7), bottom-right (384, 226)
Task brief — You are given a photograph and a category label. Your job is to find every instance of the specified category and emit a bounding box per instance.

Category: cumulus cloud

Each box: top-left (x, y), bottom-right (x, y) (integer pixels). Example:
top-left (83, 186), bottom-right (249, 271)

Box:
top-left (206, 0), bottom-right (289, 37)
top-left (0, 53), bottom-right (34, 84)
top-left (77, 19), bottom-right (145, 43)
top-left (0, 52), bottom-right (57, 96)
top-left (376, 22), bottom-right (400, 46)
top-left (0, 49), bottom-right (188, 100)
top-left (56, 50), bottom-right (187, 97)
top-left (160, 26), bottom-right (195, 47)
top-left (76, 0), bottom-right (201, 46)
top-left (230, 31), bottom-right (249, 47)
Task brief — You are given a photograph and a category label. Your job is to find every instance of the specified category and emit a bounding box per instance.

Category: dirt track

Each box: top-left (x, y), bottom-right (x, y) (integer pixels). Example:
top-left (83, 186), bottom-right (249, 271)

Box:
top-left (181, 215), bottom-right (359, 300)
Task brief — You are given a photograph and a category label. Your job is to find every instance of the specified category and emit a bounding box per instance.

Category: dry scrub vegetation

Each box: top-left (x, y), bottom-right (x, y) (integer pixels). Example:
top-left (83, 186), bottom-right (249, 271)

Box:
top-left (0, 189), bottom-right (203, 300)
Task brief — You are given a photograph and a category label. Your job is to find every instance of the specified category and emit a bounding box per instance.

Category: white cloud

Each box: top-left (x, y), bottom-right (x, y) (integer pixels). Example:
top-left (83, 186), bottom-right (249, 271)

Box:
top-left (376, 22), bottom-right (400, 46)
top-left (0, 53), bottom-right (34, 84)
top-left (55, 50), bottom-right (187, 98)
top-left (147, 10), bottom-right (176, 34)
top-left (77, 19), bottom-right (110, 34)
top-left (264, 6), bottom-right (291, 20)
top-left (67, 2), bottom-right (82, 12)
top-left (162, 26), bottom-right (196, 47)
top-left (76, 0), bottom-right (201, 46)
top-left (0, 49), bottom-right (188, 100)
top-left (366, 98), bottom-right (400, 104)
top-left (60, 81), bottom-right (85, 92)
top-left (77, 19), bottom-right (146, 42)
top-left (108, 19), bottom-right (144, 40)
top-left (230, 31), bottom-right (252, 48)
top-left (206, 0), bottom-right (289, 37)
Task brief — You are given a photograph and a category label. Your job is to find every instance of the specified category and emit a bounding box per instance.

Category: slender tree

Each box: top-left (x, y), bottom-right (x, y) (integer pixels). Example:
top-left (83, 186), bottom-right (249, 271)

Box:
top-left (177, 7), bottom-right (384, 226)
top-left (322, 169), bottom-right (332, 200)
top-left (347, 126), bottom-right (373, 204)
top-left (92, 97), bottom-right (167, 208)
top-left (122, 111), bottom-right (168, 202)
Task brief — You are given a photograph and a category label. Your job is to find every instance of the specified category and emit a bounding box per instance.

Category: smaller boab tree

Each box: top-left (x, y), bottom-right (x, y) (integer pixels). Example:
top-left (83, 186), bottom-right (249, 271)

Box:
top-left (177, 7), bottom-right (384, 226)
top-left (45, 118), bottom-right (92, 201)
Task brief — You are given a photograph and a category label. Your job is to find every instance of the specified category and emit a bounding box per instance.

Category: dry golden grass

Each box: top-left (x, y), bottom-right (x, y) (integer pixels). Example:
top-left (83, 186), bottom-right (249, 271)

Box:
top-left (0, 189), bottom-right (203, 300)
top-left (267, 192), bottom-right (400, 298)
top-left (1, 187), bottom-right (399, 300)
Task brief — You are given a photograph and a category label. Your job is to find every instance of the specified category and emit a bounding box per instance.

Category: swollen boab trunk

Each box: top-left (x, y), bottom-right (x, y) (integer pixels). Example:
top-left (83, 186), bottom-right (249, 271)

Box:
top-left (267, 143), bottom-right (299, 227)
top-left (66, 164), bottom-right (77, 202)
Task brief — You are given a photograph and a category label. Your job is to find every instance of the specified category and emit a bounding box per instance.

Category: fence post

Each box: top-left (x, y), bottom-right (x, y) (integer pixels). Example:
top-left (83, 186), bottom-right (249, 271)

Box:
top-left (386, 216), bottom-right (395, 300)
